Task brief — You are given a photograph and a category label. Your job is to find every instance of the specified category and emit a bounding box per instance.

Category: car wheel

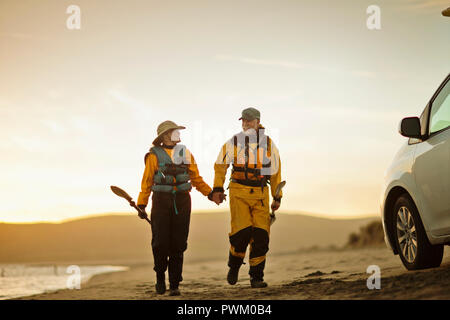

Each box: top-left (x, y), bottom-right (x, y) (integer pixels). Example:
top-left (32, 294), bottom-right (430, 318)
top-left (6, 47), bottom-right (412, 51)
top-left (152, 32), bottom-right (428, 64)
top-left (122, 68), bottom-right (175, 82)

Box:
top-left (393, 194), bottom-right (444, 270)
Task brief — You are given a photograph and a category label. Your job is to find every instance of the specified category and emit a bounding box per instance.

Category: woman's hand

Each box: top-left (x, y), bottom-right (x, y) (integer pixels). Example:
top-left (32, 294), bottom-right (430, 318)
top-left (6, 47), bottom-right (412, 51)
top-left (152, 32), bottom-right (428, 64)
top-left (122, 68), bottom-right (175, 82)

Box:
top-left (209, 191), bottom-right (226, 205)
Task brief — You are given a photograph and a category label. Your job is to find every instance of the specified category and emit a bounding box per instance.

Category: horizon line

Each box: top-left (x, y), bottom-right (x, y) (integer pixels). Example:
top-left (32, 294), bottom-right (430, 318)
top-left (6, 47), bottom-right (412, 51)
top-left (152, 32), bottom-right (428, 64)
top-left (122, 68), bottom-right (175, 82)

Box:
top-left (0, 210), bottom-right (379, 225)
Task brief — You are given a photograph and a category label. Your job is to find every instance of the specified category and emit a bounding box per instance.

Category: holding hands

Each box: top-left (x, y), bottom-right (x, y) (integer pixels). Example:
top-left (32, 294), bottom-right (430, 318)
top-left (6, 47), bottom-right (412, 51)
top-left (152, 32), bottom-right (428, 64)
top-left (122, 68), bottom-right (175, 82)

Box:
top-left (208, 190), bottom-right (226, 205)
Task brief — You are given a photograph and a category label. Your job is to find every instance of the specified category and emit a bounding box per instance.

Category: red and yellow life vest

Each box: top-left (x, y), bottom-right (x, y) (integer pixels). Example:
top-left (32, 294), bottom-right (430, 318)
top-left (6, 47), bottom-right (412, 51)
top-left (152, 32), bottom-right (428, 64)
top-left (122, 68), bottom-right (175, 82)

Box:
top-left (230, 129), bottom-right (272, 188)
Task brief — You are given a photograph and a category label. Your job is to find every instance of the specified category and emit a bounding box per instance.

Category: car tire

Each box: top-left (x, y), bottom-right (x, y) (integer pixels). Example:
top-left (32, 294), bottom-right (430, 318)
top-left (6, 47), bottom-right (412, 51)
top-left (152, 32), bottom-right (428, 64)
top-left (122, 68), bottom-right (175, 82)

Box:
top-left (392, 194), bottom-right (444, 270)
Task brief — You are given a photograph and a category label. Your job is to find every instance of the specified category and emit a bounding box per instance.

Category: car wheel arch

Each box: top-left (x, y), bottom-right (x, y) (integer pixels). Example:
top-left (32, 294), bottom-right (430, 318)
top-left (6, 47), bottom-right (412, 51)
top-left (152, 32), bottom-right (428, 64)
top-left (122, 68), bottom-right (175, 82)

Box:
top-left (384, 187), bottom-right (419, 255)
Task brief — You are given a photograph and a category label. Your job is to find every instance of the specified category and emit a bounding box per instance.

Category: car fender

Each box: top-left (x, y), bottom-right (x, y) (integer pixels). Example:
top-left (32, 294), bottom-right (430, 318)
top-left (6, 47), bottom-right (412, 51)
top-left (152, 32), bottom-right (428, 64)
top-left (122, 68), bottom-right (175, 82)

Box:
top-left (381, 142), bottom-right (424, 252)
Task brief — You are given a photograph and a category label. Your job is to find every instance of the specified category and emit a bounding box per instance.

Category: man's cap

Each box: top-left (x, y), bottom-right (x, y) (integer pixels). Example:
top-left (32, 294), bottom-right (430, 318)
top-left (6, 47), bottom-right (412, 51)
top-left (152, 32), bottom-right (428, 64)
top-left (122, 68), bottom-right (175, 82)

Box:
top-left (152, 120), bottom-right (185, 145)
top-left (239, 107), bottom-right (260, 121)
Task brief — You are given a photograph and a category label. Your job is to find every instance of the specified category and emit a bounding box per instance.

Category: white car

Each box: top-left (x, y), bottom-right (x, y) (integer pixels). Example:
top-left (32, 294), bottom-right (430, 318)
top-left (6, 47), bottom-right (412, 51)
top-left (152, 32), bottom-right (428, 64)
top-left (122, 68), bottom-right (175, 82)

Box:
top-left (381, 73), bottom-right (450, 270)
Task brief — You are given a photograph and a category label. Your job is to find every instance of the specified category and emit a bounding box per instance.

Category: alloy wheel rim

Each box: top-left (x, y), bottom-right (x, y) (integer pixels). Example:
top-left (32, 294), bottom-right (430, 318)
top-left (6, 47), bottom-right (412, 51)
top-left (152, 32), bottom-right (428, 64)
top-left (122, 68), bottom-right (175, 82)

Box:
top-left (396, 206), bottom-right (417, 263)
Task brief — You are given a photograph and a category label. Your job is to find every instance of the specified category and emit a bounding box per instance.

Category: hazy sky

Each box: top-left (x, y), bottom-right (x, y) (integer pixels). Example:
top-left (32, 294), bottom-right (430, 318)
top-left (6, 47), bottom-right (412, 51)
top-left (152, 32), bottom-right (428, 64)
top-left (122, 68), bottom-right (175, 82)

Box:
top-left (1, 0), bottom-right (449, 222)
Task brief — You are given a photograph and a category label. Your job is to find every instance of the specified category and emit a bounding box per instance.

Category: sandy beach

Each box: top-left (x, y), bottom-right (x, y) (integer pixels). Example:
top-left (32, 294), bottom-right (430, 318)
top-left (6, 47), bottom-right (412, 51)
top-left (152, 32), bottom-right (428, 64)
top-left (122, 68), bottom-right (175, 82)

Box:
top-left (15, 246), bottom-right (450, 300)
top-left (2, 213), bottom-right (449, 300)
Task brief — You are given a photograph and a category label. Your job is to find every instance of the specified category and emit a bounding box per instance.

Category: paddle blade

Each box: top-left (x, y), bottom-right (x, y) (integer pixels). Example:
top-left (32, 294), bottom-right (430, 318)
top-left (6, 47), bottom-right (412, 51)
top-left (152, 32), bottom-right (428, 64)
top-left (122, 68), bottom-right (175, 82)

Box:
top-left (110, 185), bottom-right (133, 201)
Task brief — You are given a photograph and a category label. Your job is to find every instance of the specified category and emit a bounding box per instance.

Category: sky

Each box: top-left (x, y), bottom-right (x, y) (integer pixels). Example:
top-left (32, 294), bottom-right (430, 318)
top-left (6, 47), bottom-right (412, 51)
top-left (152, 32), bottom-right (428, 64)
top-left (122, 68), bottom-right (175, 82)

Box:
top-left (0, 0), bottom-right (449, 222)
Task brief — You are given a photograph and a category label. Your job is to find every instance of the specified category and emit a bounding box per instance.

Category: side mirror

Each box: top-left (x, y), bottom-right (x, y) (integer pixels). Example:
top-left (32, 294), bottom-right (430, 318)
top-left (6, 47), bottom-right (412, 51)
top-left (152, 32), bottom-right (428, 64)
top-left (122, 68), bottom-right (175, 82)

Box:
top-left (399, 117), bottom-right (421, 139)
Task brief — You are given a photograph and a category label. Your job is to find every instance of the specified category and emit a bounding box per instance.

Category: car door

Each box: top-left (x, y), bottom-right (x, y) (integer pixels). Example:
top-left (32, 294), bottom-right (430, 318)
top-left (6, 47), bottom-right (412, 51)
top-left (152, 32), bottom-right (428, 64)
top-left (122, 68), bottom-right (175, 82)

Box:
top-left (413, 76), bottom-right (450, 236)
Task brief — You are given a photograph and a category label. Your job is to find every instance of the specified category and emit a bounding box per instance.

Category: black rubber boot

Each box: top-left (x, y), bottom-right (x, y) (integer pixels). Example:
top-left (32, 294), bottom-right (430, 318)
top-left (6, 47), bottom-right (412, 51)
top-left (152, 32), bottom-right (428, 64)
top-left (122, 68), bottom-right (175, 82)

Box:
top-left (249, 260), bottom-right (266, 288)
top-left (169, 283), bottom-right (181, 296)
top-left (250, 278), bottom-right (268, 288)
top-left (155, 273), bottom-right (166, 295)
top-left (227, 253), bottom-right (244, 285)
top-left (227, 267), bottom-right (240, 285)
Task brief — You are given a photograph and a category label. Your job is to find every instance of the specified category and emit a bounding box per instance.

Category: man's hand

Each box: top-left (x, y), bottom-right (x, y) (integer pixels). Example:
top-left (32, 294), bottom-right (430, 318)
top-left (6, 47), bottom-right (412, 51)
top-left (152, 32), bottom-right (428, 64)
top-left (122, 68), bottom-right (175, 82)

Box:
top-left (209, 191), bottom-right (226, 205)
top-left (212, 192), bottom-right (223, 205)
top-left (271, 200), bottom-right (281, 212)
top-left (208, 187), bottom-right (227, 205)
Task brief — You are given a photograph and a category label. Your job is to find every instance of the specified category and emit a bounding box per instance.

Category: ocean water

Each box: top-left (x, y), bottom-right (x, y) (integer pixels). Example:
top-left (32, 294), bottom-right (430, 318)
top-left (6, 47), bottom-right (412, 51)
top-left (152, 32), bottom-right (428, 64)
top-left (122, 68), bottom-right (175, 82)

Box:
top-left (0, 264), bottom-right (129, 300)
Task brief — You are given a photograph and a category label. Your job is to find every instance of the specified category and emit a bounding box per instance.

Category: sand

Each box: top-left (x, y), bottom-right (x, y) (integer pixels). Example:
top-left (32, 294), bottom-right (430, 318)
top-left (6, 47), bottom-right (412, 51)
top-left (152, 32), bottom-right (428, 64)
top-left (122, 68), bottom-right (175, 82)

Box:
top-left (3, 213), bottom-right (449, 300)
top-left (15, 246), bottom-right (450, 300)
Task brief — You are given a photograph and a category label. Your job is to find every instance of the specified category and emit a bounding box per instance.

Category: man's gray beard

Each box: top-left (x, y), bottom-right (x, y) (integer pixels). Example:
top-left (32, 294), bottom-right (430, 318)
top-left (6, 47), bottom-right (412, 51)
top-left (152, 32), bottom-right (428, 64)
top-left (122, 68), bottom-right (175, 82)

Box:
top-left (242, 128), bottom-right (257, 136)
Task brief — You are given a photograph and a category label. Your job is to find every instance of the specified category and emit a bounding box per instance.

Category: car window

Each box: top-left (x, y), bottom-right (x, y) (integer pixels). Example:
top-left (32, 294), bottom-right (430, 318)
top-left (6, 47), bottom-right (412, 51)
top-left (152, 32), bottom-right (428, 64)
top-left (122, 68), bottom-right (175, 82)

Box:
top-left (429, 80), bottom-right (450, 134)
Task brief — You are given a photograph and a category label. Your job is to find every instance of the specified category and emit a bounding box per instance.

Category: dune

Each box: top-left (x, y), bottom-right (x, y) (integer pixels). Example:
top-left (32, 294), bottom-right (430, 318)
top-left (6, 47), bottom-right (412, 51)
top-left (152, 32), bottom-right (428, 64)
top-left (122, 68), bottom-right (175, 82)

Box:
top-left (345, 220), bottom-right (385, 248)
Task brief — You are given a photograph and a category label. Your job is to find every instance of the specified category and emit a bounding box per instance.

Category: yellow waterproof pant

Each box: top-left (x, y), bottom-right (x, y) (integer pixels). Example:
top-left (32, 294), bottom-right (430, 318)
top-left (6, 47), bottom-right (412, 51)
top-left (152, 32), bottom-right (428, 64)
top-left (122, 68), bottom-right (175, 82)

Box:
top-left (228, 182), bottom-right (270, 280)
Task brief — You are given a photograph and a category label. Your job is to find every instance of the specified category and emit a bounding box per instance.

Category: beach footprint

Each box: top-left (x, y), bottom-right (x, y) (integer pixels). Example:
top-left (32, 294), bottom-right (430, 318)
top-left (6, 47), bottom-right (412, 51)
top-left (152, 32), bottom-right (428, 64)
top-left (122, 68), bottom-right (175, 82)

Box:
top-left (306, 270), bottom-right (325, 277)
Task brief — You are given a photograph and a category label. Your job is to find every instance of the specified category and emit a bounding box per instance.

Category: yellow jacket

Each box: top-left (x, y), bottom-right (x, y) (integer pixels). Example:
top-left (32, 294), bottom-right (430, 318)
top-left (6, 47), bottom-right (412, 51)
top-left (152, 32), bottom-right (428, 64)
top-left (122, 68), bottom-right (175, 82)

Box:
top-left (137, 146), bottom-right (212, 206)
top-left (213, 125), bottom-right (283, 199)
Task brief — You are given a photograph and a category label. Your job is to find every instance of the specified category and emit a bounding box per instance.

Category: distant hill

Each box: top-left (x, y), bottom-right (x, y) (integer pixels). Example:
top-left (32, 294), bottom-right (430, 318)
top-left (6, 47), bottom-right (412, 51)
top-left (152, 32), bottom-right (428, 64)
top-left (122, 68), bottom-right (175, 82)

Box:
top-left (345, 220), bottom-right (385, 248)
top-left (0, 212), bottom-right (379, 265)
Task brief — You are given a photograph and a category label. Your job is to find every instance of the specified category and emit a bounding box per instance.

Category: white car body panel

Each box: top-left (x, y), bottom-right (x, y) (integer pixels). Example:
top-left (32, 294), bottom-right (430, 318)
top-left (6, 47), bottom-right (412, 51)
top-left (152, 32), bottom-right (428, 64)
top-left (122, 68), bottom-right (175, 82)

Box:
top-left (381, 74), bottom-right (450, 252)
top-left (413, 129), bottom-right (450, 236)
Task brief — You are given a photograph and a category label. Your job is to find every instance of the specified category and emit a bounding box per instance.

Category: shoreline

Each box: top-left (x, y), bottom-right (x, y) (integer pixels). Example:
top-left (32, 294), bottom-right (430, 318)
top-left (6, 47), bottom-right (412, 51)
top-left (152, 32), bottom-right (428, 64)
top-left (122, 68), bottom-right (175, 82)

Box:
top-left (1, 264), bottom-right (130, 300)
